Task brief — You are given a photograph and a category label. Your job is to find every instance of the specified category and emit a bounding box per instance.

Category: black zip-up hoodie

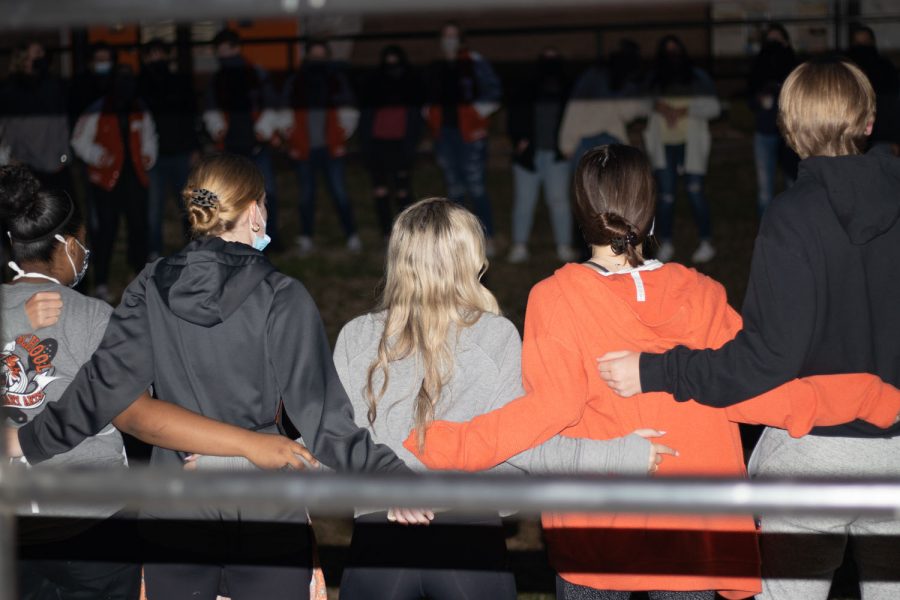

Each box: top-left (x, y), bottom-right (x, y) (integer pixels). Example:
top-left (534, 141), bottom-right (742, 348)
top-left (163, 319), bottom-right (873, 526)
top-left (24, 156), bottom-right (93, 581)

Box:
top-left (19, 237), bottom-right (411, 472)
top-left (641, 146), bottom-right (900, 438)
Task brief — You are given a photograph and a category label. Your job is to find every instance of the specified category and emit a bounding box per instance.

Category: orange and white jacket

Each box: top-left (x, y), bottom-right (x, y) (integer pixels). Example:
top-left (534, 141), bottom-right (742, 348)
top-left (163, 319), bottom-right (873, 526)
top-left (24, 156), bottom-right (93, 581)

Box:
top-left (71, 98), bottom-right (157, 191)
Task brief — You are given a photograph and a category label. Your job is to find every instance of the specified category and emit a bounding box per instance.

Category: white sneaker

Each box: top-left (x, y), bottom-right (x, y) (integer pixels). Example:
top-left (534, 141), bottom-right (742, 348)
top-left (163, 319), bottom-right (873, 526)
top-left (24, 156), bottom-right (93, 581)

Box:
top-left (346, 234), bottom-right (363, 253)
top-left (507, 244), bottom-right (529, 264)
top-left (691, 240), bottom-right (716, 264)
top-left (485, 238), bottom-right (496, 259)
top-left (556, 245), bottom-right (579, 263)
top-left (656, 240), bottom-right (675, 263)
top-left (297, 236), bottom-right (315, 256)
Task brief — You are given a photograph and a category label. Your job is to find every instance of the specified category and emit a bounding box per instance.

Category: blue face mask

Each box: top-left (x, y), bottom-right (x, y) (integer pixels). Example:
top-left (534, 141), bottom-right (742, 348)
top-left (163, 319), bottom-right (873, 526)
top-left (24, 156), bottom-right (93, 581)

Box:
top-left (252, 204), bottom-right (271, 252)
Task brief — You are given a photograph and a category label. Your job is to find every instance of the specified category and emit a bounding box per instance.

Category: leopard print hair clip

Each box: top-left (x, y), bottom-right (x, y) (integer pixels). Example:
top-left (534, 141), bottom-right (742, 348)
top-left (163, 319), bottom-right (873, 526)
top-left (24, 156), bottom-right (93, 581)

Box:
top-left (190, 188), bottom-right (219, 208)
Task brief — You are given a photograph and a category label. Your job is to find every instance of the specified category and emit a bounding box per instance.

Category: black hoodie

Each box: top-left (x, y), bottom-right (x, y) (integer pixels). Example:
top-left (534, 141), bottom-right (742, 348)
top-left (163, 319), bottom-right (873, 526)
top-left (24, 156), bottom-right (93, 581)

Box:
top-left (19, 237), bottom-right (411, 472)
top-left (641, 146), bottom-right (900, 438)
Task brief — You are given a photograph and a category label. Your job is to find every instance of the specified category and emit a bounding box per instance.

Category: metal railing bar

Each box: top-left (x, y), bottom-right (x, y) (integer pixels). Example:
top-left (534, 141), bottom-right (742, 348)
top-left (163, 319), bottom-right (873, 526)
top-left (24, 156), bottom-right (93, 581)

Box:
top-left (1, 466), bottom-right (900, 519)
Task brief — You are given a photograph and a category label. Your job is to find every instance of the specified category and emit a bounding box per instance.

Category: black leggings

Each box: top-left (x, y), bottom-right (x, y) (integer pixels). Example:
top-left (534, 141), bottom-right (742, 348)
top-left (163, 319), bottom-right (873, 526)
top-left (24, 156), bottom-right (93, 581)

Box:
top-left (89, 166), bottom-right (148, 287)
top-left (556, 576), bottom-right (716, 600)
top-left (141, 520), bottom-right (312, 600)
top-left (367, 140), bottom-right (414, 236)
top-left (340, 511), bottom-right (517, 600)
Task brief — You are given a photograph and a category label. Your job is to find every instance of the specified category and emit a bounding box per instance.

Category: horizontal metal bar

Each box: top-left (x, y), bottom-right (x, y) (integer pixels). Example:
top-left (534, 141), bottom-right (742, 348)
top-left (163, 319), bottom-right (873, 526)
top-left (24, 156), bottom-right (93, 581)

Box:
top-left (4, 0), bottom-right (900, 32)
top-left (1, 466), bottom-right (899, 518)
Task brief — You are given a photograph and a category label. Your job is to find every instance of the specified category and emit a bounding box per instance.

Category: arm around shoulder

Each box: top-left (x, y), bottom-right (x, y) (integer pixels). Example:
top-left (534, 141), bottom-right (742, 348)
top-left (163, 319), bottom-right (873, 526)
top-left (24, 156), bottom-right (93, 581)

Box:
top-left (267, 279), bottom-right (409, 474)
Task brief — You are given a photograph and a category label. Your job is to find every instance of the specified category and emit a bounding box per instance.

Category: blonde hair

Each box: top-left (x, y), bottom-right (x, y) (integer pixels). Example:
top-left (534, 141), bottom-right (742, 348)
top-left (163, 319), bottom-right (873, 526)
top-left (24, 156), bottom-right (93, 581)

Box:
top-left (184, 154), bottom-right (265, 237)
top-left (365, 198), bottom-right (500, 451)
top-left (778, 59), bottom-right (875, 159)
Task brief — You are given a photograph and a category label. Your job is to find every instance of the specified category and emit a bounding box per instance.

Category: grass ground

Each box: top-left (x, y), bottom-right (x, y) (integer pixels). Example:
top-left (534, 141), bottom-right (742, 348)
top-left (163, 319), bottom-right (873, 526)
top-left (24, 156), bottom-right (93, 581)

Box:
top-left (105, 104), bottom-right (862, 599)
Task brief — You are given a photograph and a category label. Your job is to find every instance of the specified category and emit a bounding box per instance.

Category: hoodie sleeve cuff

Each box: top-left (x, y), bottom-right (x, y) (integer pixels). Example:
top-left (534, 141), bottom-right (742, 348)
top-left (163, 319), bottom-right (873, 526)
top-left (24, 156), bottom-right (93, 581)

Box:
top-left (639, 352), bottom-right (671, 395)
top-left (616, 434), bottom-right (652, 476)
top-left (18, 423), bottom-right (49, 466)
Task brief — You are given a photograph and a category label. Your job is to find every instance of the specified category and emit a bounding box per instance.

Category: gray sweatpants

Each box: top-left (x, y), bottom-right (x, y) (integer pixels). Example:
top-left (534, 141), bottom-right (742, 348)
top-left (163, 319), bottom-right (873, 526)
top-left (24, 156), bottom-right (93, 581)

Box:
top-left (748, 427), bottom-right (900, 600)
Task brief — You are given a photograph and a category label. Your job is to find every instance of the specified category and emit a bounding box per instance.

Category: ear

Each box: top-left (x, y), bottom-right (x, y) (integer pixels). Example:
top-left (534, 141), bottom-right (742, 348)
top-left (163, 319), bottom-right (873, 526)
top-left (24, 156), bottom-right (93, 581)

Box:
top-left (866, 121), bottom-right (874, 137)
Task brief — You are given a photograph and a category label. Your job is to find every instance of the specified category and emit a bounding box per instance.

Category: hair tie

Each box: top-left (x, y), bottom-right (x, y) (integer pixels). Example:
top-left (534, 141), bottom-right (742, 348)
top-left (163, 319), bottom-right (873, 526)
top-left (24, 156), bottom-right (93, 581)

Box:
top-left (190, 188), bottom-right (219, 208)
top-left (610, 231), bottom-right (639, 255)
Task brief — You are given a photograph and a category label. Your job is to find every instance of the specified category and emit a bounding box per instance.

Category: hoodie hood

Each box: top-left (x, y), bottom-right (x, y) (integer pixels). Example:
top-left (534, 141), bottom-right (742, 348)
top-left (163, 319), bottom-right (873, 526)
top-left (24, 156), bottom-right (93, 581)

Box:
top-left (553, 262), bottom-right (722, 351)
top-left (151, 237), bottom-right (276, 327)
top-left (802, 147), bottom-right (900, 244)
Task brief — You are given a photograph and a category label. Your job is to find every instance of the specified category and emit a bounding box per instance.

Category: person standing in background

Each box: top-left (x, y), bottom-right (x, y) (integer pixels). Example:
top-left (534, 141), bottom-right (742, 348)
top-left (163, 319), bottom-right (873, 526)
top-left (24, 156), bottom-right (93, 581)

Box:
top-left (0, 41), bottom-right (72, 194)
top-left (69, 43), bottom-right (117, 128)
top-left (358, 45), bottom-right (423, 241)
top-left (749, 23), bottom-right (799, 216)
top-left (139, 38), bottom-right (199, 260)
top-left (280, 39), bottom-right (361, 255)
top-left (426, 22), bottom-right (502, 257)
top-left (847, 24), bottom-right (900, 154)
top-left (558, 38), bottom-right (648, 166)
top-left (644, 35), bottom-right (720, 264)
top-left (507, 47), bottom-right (577, 264)
top-left (204, 28), bottom-right (282, 249)
top-left (71, 64), bottom-right (156, 302)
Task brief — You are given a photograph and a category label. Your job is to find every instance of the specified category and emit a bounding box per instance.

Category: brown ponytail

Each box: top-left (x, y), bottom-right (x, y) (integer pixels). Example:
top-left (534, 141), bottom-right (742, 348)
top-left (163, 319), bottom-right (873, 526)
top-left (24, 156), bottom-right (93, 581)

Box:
top-left (573, 144), bottom-right (656, 268)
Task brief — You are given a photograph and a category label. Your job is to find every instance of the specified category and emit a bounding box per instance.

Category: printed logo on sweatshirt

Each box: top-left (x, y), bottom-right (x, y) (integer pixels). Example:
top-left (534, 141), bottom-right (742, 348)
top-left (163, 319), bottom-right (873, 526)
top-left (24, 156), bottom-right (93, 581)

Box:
top-left (2, 335), bottom-right (60, 411)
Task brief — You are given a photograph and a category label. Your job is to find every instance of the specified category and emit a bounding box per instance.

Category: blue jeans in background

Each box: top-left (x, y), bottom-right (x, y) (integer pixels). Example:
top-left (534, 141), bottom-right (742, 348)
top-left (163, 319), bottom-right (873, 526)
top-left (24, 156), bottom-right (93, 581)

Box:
top-left (295, 147), bottom-right (357, 238)
top-left (511, 149), bottom-right (572, 247)
top-left (654, 143), bottom-right (711, 243)
top-left (147, 153), bottom-right (192, 257)
top-left (571, 132), bottom-right (622, 170)
top-left (434, 127), bottom-right (494, 237)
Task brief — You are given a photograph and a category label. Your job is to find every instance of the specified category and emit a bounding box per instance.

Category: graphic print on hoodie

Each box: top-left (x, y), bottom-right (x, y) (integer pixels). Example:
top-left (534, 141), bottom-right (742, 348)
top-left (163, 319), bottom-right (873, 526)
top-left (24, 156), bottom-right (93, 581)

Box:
top-left (2, 282), bottom-right (125, 521)
top-left (3, 334), bottom-right (60, 415)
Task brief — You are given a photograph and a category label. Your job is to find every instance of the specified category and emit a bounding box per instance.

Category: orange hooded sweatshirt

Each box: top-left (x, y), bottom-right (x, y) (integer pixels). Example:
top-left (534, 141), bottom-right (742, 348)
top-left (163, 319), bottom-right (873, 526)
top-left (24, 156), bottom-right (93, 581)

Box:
top-left (404, 262), bottom-right (900, 598)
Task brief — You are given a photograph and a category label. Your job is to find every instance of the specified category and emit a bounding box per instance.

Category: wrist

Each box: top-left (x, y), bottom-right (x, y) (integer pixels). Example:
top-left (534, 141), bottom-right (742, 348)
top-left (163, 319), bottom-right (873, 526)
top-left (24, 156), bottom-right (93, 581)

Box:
top-left (639, 352), bottom-right (668, 395)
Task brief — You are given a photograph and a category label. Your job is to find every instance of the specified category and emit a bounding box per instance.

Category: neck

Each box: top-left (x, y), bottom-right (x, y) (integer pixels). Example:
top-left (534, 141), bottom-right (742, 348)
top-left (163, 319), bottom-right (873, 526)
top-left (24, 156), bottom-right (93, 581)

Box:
top-left (12, 260), bottom-right (64, 284)
top-left (589, 245), bottom-right (641, 272)
top-left (219, 231), bottom-right (251, 246)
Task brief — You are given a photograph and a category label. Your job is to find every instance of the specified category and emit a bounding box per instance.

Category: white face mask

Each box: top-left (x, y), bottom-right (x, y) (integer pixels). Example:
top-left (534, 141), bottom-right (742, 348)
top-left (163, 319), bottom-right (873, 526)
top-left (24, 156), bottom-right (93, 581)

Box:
top-left (441, 37), bottom-right (460, 58)
top-left (56, 234), bottom-right (90, 287)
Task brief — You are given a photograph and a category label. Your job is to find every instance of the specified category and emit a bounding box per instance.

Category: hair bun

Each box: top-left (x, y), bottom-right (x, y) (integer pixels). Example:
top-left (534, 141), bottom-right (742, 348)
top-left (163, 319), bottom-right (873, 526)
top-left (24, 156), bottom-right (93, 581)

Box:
top-left (0, 165), bottom-right (40, 220)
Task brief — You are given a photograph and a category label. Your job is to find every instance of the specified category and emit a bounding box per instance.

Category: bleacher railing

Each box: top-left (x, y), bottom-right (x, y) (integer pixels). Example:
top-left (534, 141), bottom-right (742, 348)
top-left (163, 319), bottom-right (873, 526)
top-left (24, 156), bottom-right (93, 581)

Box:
top-left (1, 465), bottom-right (900, 599)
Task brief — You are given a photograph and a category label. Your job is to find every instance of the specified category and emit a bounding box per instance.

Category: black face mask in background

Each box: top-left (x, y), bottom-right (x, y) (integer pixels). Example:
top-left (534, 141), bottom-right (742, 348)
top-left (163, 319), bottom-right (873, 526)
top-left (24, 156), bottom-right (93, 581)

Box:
top-left (111, 76), bottom-right (137, 111)
top-left (145, 60), bottom-right (170, 78)
top-left (217, 55), bottom-right (243, 69)
top-left (30, 56), bottom-right (49, 78)
top-left (386, 64), bottom-right (406, 80)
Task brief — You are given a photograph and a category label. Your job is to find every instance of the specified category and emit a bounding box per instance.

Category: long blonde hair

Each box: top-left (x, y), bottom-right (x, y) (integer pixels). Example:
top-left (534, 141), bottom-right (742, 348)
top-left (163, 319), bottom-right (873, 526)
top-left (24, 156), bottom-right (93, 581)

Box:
top-left (365, 198), bottom-right (500, 451)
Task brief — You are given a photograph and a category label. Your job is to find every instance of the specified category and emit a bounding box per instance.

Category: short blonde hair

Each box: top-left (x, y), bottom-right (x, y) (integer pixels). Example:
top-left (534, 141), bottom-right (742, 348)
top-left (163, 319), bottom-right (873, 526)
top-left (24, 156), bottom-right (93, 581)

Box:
top-left (778, 59), bottom-right (875, 159)
top-left (184, 154), bottom-right (265, 238)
